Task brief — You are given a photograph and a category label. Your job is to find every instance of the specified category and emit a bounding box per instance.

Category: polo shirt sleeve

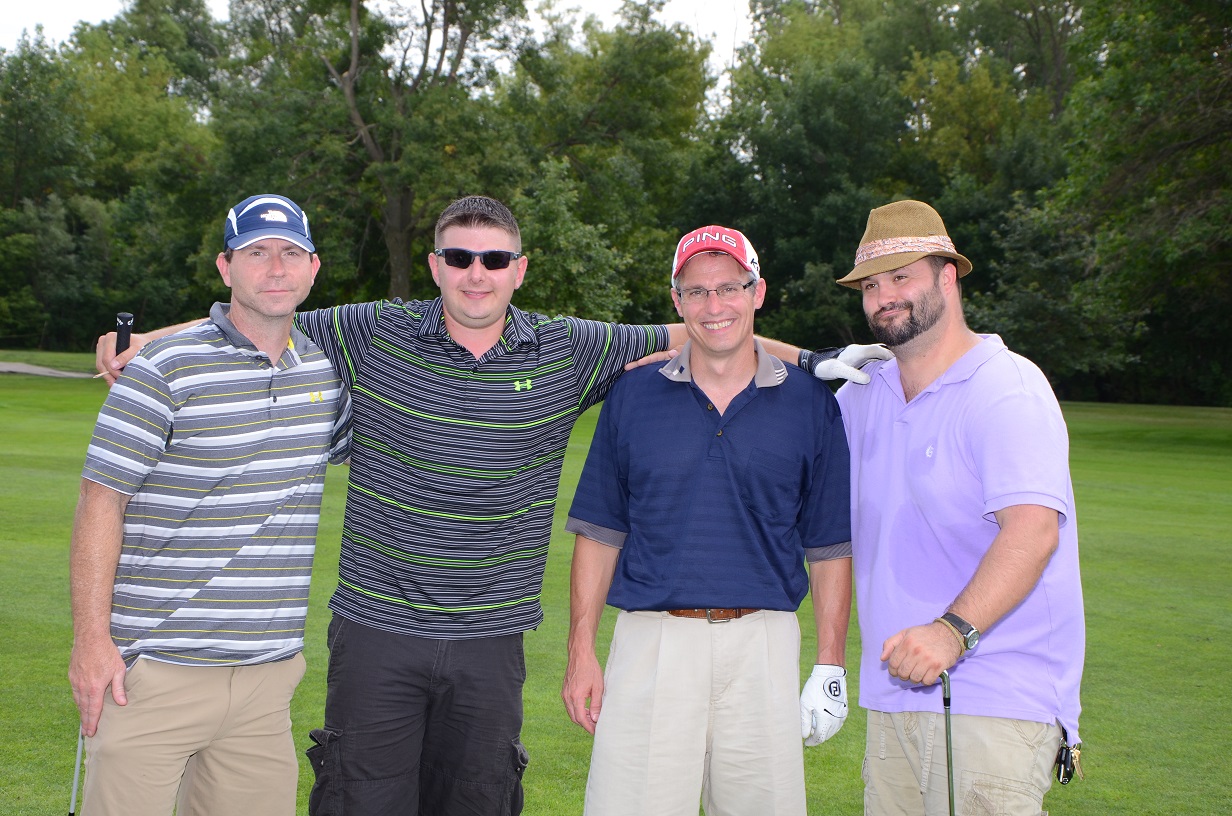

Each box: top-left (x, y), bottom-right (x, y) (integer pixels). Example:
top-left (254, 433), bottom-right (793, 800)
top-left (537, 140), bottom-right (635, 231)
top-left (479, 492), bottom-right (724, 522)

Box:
top-left (566, 377), bottom-right (630, 545)
top-left (327, 386), bottom-right (353, 464)
top-left (295, 301), bottom-right (383, 388)
top-left (799, 386), bottom-right (853, 562)
top-left (563, 318), bottom-right (671, 412)
top-left (969, 367), bottom-right (1073, 526)
top-left (81, 354), bottom-right (175, 496)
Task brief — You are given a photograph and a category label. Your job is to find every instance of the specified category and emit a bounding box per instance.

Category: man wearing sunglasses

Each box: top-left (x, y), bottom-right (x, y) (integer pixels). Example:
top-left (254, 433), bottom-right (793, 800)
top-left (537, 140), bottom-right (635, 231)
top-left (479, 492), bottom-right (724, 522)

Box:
top-left (97, 196), bottom-right (886, 816)
top-left (561, 226), bottom-right (853, 815)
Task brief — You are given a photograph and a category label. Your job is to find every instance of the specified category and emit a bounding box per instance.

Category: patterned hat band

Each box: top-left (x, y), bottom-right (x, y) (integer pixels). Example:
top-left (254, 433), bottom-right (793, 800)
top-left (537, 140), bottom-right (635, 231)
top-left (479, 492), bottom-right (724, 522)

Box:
top-left (854, 235), bottom-right (958, 266)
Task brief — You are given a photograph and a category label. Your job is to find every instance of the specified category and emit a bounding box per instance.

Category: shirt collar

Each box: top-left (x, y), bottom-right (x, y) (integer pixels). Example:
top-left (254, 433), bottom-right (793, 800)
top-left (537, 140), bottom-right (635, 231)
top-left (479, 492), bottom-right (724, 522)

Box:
top-left (209, 302), bottom-right (303, 366)
top-left (659, 338), bottom-right (788, 387)
top-left (874, 333), bottom-right (1007, 398)
top-left (416, 297), bottom-right (540, 349)
top-left (210, 302), bottom-right (254, 350)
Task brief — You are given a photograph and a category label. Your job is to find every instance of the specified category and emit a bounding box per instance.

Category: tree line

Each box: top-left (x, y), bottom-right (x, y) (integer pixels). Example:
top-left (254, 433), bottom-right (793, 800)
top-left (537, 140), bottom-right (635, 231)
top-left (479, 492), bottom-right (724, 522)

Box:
top-left (1, 0), bottom-right (1228, 405)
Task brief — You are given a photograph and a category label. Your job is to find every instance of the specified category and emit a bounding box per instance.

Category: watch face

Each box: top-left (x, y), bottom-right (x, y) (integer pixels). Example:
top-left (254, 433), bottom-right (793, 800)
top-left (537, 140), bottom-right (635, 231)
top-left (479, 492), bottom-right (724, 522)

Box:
top-left (942, 612), bottom-right (978, 651)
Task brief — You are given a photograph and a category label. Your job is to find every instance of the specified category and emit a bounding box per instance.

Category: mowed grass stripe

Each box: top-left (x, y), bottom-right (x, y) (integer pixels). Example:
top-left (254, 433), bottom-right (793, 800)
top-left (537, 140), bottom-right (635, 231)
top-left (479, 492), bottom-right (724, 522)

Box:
top-left (1, 368), bottom-right (1229, 815)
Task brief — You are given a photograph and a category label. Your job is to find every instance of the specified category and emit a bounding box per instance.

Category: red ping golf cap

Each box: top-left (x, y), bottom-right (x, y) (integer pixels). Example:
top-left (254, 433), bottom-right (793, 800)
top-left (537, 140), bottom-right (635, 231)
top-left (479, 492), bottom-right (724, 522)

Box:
top-left (671, 225), bottom-right (760, 283)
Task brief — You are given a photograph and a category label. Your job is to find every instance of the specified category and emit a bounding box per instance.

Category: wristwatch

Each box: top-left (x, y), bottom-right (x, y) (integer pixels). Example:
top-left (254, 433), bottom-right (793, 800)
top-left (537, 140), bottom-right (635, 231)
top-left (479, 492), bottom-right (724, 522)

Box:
top-left (936, 612), bottom-right (980, 654)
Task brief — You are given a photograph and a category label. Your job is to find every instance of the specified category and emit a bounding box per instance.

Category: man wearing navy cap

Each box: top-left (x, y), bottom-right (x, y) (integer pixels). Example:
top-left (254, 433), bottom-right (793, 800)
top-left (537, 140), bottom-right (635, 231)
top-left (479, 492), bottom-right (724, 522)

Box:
top-left (68, 194), bottom-right (349, 815)
top-left (561, 226), bottom-right (854, 815)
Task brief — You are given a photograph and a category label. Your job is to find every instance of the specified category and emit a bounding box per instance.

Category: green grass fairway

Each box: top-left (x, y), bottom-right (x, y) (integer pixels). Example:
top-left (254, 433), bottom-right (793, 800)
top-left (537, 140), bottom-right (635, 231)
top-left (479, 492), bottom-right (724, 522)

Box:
top-left (1, 368), bottom-right (1229, 814)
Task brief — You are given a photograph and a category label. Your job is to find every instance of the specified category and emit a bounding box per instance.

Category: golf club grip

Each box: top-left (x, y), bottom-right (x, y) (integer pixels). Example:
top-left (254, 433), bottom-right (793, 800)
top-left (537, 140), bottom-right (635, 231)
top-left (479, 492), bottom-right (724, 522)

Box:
top-left (116, 312), bottom-right (134, 354)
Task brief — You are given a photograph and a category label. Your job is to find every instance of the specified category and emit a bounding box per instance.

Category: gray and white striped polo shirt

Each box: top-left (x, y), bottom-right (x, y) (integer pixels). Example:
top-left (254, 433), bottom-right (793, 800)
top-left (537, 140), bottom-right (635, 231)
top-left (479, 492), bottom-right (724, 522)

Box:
top-left (82, 303), bottom-right (349, 667)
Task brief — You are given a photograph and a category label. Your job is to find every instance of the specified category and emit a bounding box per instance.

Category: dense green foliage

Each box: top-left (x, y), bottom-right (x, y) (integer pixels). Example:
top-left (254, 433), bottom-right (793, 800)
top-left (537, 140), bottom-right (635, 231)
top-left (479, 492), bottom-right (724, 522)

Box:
top-left (2, 370), bottom-right (1230, 813)
top-left (1, 0), bottom-right (1228, 403)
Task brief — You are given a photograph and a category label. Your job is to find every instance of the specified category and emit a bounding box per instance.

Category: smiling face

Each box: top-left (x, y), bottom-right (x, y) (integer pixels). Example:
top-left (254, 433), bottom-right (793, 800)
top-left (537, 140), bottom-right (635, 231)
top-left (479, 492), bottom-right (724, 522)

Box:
top-left (671, 252), bottom-right (765, 363)
top-left (429, 224), bottom-right (528, 344)
top-left (216, 238), bottom-right (320, 325)
top-left (860, 257), bottom-right (949, 349)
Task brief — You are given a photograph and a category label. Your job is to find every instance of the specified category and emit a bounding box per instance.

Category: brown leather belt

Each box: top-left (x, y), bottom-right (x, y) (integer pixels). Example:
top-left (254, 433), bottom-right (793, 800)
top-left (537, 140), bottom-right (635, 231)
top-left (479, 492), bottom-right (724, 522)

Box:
top-left (665, 608), bottom-right (761, 623)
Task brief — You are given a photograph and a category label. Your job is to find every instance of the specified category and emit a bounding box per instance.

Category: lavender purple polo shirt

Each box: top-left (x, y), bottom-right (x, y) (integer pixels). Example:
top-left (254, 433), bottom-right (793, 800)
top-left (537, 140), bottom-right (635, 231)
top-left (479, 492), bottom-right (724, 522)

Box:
top-left (836, 335), bottom-right (1084, 741)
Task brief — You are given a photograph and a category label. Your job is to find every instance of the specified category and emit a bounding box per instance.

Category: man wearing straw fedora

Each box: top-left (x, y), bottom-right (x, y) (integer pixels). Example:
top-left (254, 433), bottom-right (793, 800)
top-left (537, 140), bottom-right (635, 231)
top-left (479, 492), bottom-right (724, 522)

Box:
top-left (832, 200), bottom-right (1085, 815)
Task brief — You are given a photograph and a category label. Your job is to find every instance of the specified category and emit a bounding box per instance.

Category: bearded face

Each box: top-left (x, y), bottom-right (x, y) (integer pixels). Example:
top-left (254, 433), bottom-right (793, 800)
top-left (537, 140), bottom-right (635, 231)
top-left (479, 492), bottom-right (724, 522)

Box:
top-left (865, 271), bottom-right (946, 348)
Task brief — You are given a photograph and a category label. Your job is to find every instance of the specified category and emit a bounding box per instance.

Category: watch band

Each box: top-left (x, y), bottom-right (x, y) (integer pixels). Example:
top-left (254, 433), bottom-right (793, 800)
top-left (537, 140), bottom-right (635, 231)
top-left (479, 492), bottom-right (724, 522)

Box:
top-left (935, 616), bottom-right (968, 654)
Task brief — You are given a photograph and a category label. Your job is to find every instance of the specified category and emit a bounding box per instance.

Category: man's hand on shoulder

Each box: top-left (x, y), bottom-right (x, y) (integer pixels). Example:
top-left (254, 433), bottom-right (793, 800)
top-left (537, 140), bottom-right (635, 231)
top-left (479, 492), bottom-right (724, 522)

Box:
top-left (799, 344), bottom-right (893, 385)
top-left (95, 331), bottom-right (148, 386)
top-left (623, 347), bottom-right (679, 372)
top-left (95, 318), bottom-right (207, 386)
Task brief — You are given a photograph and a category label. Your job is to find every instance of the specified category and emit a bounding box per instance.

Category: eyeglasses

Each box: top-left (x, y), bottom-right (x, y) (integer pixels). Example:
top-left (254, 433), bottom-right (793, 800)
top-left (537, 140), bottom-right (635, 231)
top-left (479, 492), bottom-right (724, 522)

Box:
top-left (675, 279), bottom-right (757, 305)
top-left (434, 248), bottom-right (523, 270)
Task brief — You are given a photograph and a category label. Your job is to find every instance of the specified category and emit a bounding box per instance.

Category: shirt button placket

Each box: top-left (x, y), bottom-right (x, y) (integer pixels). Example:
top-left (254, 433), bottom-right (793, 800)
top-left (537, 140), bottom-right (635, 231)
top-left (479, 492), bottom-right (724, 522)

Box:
top-left (268, 364), bottom-right (278, 422)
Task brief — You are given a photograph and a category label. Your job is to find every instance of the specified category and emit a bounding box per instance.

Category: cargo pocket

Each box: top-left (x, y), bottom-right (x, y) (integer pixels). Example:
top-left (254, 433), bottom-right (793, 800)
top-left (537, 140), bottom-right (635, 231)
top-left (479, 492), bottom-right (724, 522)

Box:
top-left (307, 727), bottom-right (344, 816)
top-left (505, 739), bottom-right (530, 816)
top-left (962, 770), bottom-right (1045, 816)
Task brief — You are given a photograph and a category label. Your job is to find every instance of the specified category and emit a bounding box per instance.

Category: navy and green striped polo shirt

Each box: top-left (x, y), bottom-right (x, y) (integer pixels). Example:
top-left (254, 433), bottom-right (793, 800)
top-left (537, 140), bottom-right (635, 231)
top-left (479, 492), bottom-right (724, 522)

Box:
top-left (83, 303), bottom-right (349, 666)
top-left (295, 299), bottom-right (670, 639)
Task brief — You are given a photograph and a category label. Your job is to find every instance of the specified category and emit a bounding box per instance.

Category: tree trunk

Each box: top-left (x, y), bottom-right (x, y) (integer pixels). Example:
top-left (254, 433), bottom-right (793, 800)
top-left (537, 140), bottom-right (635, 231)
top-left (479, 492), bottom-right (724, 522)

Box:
top-left (382, 186), bottom-right (416, 300)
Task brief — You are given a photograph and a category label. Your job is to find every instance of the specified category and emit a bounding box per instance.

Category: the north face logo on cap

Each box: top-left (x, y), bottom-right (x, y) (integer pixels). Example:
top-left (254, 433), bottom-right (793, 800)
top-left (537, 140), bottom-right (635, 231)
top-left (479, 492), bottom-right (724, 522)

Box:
top-left (224, 194), bottom-right (315, 252)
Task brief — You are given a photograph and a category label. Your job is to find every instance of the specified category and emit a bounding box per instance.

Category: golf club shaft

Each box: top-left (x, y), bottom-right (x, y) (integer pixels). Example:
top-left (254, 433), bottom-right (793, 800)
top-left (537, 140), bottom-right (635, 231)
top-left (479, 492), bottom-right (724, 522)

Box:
top-left (116, 312), bottom-right (134, 355)
top-left (69, 729), bottom-right (84, 816)
top-left (940, 670), bottom-right (955, 816)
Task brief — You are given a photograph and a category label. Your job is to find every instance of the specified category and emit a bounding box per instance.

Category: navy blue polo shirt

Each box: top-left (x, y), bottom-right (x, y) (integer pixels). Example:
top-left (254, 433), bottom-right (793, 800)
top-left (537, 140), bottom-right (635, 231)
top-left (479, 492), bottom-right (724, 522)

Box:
top-left (566, 340), bottom-right (851, 612)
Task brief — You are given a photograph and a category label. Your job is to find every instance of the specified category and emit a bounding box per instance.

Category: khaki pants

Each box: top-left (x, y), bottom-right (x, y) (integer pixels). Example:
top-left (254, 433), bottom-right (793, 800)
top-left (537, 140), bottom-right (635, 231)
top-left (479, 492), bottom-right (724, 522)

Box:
top-left (863, 708), bottom-right (1060, 816)
top-left (585, 609), bottom-right (806, 816)
top-left (82, 653), bottom-right (306, 816)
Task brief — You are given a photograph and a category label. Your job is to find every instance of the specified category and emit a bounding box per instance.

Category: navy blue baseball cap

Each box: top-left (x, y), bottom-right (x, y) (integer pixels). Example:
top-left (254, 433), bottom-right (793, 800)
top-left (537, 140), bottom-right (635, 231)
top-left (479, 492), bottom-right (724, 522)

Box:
top-left (224, 194), bottom-right (315, 252)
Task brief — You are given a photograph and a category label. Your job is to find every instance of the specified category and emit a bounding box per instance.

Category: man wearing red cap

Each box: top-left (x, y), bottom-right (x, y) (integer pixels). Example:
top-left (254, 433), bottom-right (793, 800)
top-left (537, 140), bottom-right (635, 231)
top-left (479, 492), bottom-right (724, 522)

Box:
top-left (562, 225), bottom-right (854, 815)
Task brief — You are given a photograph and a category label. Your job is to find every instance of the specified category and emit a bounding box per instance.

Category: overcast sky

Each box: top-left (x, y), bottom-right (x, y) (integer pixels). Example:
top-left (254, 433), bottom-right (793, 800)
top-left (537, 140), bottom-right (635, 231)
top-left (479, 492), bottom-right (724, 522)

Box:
top-left (2, 0), bottom-right (754, 74)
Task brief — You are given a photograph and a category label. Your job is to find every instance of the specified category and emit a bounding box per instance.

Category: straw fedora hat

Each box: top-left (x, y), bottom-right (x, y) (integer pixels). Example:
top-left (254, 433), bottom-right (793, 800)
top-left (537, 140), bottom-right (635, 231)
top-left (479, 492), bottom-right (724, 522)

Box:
top-left (836, 200), bottom-right (972, 289)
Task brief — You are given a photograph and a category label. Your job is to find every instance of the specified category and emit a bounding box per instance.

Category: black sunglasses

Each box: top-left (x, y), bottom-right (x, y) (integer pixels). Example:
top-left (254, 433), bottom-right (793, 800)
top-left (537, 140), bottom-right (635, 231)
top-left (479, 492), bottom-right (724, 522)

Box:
top-left (434, 248), bottom-right (523, 270)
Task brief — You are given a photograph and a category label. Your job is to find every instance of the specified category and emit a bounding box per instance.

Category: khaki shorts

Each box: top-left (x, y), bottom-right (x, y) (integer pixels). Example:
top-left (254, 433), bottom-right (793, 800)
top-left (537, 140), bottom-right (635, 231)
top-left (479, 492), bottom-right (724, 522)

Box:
top-left (863, 708), bottom-right (1060, 816)
top-left (82, 653), bottom-right (305, 816)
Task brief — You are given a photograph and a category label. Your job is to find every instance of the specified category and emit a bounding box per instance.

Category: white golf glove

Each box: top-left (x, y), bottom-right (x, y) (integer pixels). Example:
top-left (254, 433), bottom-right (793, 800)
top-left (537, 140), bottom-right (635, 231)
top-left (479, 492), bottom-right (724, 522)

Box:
top-left (799, 344), bottom-right (894, 384)
top-left (800, 664), bottom-right (848, 746)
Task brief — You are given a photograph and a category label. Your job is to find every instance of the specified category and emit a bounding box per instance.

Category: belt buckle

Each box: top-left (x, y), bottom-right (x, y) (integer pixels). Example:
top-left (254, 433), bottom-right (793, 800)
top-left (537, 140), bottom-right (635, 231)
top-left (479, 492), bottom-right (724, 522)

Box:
top-left (705, 608), bottom-right (730, 623)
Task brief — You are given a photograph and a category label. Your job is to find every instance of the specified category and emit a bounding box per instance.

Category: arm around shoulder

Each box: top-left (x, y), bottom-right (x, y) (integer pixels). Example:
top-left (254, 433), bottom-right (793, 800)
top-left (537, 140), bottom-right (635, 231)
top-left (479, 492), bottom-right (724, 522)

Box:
top-left (95, 318), bottom-right (207, 385)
